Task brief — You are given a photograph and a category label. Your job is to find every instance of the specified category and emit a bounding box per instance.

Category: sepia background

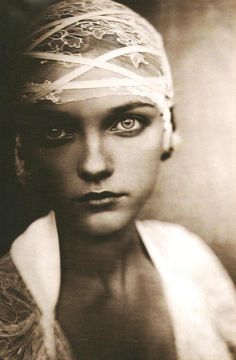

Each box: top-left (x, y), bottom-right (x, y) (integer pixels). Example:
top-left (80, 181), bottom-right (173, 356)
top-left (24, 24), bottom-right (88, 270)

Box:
top-left (0, 0), bottom-right (235, 280)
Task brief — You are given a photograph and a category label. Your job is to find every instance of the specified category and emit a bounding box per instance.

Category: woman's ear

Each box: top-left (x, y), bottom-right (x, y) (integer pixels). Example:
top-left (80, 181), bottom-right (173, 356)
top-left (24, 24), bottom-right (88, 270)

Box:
top-left (160, 131), bottom-right (181, 161)
top-left (161, 107), bottom-right (181, 161)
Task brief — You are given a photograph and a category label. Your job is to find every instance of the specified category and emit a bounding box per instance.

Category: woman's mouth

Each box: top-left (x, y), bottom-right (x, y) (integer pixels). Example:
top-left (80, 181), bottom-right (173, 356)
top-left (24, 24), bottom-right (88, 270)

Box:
top-left (75, 191), bottom-right (126, 207)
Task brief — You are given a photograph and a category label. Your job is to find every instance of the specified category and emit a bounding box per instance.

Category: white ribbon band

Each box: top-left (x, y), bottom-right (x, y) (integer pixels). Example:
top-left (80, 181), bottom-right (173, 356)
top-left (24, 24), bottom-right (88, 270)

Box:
top-left (28, 9), bottom-right (129, 51)
top-left (23, 45), bottom-right (165, 103)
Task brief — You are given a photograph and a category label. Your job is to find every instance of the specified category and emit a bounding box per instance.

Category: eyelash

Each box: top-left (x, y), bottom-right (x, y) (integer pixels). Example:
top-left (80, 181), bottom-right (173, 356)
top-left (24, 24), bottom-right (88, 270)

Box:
top-left (45, 128), bottom-right (74, 141)
top-left (110, 115), bottom-right (148, 135)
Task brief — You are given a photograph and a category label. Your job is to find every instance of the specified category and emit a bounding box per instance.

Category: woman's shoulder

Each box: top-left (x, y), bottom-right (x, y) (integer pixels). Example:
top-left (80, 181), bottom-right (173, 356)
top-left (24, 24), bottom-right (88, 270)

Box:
top-left (0, 253), bottom-right (46, 358)
top-left (0, 252), bottom-right (37, 321)
top-left (0, 253), bottom-right (18, 283)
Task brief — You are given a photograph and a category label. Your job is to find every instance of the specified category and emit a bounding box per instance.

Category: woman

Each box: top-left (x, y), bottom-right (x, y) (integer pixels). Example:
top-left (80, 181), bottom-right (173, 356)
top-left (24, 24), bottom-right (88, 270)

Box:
top-left (0, 0), bottom-right (236, 359)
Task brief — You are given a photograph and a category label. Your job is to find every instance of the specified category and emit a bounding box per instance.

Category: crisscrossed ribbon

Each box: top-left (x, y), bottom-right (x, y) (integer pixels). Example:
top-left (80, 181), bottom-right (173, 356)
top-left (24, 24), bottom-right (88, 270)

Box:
top-left (23, 45), bottom-right (167, 103)
top-left (19, 2), bottom-right (175, 151)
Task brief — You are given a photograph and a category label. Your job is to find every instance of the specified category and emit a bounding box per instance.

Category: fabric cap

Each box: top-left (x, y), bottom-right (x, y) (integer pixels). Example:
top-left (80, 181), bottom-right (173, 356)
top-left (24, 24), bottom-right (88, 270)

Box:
top-left (18, 0), bottom-right (175, 149)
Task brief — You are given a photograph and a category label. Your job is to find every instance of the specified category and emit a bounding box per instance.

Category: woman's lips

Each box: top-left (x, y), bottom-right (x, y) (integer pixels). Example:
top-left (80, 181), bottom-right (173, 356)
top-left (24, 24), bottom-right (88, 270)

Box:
top-left (75, 191), bottom-right (126, 207)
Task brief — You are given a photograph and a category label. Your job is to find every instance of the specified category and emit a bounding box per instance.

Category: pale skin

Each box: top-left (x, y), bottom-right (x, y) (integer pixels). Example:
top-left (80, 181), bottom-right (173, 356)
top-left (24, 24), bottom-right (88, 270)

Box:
top-left (18, 93), bottom-right (176, 359)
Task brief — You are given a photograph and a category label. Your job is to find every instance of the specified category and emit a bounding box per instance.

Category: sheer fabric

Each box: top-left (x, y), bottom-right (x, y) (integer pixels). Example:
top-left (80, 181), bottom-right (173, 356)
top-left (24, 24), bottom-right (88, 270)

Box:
top-left (19, 0), bottom-right (173, 112)
top-left (0, 254), bottom-right (74, 359)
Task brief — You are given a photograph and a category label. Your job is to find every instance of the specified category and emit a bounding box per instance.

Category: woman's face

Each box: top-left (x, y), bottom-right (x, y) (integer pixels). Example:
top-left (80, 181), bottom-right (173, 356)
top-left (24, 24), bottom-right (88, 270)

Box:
top-left (21, 93), bottom-right (163, 236)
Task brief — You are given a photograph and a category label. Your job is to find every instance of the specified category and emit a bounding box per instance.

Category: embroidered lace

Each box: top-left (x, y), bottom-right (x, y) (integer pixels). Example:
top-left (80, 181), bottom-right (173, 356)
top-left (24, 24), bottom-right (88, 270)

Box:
top-left (0, 254), bottom-right (74, 359)
top-left (19, 0), bottom-right (173, 108)
top-left (16, 0), bottom-right (174, 151)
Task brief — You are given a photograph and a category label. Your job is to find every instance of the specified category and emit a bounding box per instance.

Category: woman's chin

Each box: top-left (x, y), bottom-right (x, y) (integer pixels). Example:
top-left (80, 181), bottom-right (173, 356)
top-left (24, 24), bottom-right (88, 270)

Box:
top-left (68, 209), bottom-right (134, 238)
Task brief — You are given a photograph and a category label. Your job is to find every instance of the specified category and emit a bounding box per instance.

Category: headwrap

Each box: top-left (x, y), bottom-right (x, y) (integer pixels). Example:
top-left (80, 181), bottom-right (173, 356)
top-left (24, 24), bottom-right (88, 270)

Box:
top-left (18, 0), bottom-right (175, 150)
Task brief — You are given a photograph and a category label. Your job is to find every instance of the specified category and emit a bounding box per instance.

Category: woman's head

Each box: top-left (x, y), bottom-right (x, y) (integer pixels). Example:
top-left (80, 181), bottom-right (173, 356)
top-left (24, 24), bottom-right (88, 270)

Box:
top-left (16, 0), bottom-right (174, 130)
top-left (14, 0), bottom-right (176, 235)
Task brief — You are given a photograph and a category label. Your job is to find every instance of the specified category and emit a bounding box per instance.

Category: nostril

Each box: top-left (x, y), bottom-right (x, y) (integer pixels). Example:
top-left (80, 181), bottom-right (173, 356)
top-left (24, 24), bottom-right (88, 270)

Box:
top-left (79, 169), bottom-right (112, 183)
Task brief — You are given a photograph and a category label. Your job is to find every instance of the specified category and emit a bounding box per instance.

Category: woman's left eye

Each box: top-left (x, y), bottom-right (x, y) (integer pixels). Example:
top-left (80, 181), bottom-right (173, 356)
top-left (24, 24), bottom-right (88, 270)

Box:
top-left (110, 116), bottom-right (146, 134)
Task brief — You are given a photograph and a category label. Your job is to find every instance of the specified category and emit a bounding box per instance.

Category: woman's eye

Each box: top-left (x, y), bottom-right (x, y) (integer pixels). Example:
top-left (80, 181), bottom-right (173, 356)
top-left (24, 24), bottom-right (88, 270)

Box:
top-left (110, 116), bottom-right (146, 134)
top-left (45, 127), bottom-right (72, 141)
top-left (119, 118), bottom-right (136, 129)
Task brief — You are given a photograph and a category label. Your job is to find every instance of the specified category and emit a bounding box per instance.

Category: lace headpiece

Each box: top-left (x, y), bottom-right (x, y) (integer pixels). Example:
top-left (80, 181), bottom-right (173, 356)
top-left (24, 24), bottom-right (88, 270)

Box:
top-left (18, 0), bottom-right (175, 150)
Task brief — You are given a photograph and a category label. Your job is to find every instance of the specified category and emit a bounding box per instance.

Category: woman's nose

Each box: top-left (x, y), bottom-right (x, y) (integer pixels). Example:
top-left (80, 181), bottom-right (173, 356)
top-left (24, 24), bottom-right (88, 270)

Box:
top-left (78, 133), bottom-right (113, 182)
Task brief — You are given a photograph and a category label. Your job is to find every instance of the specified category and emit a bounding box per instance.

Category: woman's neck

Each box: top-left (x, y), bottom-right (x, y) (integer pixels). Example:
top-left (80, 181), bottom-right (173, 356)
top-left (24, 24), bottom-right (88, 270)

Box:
top-left (56, 216), bottom-right (141, 278)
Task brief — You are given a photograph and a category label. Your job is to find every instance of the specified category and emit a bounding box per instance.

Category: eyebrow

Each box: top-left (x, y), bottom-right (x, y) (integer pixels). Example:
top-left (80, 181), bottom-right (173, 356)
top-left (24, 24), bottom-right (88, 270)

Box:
top-left (17, 101), bottom-right (157, 128)
top-left (18, 106), bottom-right (76, 126)
top-left (108, 101), bottom-right (156, 117)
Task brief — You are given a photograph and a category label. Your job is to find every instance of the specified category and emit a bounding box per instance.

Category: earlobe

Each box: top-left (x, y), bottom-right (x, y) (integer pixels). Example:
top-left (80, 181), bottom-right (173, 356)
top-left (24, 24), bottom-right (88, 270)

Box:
top-left (160, 131), bottom-right (181, 161)
top-left (161, 147), bottom-right (174, 161)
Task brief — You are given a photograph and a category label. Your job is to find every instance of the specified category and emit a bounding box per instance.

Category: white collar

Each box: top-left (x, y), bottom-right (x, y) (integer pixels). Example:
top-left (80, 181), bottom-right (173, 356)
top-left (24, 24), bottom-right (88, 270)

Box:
top-left (10, 211), bottom-right (60, 317)
top-left (9, 213), bottom-right (236, 360)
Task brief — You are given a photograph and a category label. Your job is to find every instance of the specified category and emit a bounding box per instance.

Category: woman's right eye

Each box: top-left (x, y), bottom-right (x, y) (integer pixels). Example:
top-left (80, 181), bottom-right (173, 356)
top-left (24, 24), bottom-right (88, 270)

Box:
top-left (46, 128), bottom-right (68, 140)
top-left (45, 127), bottom-right (74, 141)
